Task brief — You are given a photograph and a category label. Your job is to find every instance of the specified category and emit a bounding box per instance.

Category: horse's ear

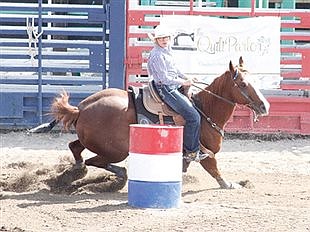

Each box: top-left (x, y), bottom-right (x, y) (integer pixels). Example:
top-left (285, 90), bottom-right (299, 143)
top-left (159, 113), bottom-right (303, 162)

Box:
top-left (239, 56), bottom-right (244, 67)
top-left (229, 60), bottom-right (234, 73)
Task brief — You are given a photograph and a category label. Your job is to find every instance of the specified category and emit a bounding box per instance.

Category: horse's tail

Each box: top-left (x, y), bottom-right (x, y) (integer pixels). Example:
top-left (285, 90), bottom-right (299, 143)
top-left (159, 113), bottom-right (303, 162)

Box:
top-left (51, 91), bottom-right (79, 131)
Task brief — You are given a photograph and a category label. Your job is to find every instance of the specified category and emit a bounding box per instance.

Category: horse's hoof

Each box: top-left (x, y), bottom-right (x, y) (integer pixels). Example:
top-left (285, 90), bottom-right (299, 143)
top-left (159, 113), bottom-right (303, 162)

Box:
top-left (73, 162), bottom-right (86, 170)
top-left (70, 164), bottom-right (88, 180)
top-left (228, 182), bottom-right (242, 189)
top-left (114, 167), bottom-right (127, 179)
top-left (217, 178), bottom-right (242, 189)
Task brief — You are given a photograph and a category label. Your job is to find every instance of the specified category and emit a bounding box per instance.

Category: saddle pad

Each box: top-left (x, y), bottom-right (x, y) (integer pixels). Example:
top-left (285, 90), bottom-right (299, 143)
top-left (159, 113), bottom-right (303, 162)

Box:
top-left (128, 86), bottom-right (174, 125)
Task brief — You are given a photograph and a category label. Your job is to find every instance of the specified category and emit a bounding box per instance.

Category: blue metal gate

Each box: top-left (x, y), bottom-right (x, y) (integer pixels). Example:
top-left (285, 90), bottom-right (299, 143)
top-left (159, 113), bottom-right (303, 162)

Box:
top-left (0, 0), bottom-right (126, 129)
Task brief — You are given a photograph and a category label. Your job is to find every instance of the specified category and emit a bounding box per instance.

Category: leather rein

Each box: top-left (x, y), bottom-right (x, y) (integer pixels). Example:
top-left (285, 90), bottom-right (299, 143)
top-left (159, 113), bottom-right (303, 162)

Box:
top-left (190, 69), bottom-right (245, 137)
top-left (191, 83), bottom-right (226, 137)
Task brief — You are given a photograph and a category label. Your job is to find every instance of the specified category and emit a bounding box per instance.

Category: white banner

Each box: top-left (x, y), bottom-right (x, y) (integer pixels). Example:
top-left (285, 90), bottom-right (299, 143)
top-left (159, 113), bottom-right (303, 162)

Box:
top-left (160, 16), bottom-right (281, 75)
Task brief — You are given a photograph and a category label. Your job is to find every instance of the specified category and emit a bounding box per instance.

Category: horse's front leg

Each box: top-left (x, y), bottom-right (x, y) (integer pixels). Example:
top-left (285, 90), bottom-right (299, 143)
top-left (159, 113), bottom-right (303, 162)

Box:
top-left (200, 157), bottom-right (242, 189)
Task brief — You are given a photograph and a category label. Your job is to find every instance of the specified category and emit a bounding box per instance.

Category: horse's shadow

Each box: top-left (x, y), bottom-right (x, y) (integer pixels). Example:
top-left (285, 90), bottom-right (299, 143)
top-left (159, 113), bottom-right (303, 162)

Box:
top-left (68, 188), bottom-right (217, 213)
top-left (1, 187), bottom-right (218, 213)
top-left (182, 188), bottom-right (219, 197)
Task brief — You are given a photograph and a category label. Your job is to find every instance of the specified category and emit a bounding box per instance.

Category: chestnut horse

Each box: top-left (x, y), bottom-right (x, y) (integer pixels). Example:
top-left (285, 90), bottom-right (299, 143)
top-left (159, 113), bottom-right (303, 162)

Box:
top-left (50, 57), bottom-right (270, 189)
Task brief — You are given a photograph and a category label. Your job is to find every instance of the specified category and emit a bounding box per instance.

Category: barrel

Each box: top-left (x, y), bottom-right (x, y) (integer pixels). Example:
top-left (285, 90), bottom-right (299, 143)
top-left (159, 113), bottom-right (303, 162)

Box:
top-left (128, 124), bottom-right (183, 208)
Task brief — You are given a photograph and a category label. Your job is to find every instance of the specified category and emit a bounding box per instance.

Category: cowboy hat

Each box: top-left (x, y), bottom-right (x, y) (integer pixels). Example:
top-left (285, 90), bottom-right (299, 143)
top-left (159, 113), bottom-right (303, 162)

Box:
top-left (148, 25), bottom-right (173, 42)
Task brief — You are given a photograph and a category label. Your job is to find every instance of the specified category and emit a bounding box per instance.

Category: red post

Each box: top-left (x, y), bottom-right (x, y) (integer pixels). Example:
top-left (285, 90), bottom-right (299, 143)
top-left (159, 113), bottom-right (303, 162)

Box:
top-left (189, 0), bottom-right (194, 15)
top-left (251, 0), bottom-right (256, 16)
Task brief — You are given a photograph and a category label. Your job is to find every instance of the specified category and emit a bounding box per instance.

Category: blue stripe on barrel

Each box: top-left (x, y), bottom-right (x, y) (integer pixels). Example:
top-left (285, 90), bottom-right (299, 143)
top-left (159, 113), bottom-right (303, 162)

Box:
top-left (128, 124), bottom-right (183, 209)
top-left (128, 181), bottom-right (182, 208)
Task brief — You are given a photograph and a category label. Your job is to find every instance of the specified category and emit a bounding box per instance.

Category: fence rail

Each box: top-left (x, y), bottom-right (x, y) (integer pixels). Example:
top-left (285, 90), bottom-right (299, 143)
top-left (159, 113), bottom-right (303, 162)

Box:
top-left (0, 1), bottom-right (126, 129)
top-left (125, 1), bottom-right (310, 134)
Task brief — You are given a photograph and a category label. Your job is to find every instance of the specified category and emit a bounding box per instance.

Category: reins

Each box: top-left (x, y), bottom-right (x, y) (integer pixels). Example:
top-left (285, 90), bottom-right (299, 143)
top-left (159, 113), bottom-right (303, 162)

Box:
top-left (193, 104), bottom-right (225, 137)
top-left (190, 69), bottom-right (253, 137)
top-left (190, 81), bottom-right (231, 137)
top-left (192, 82), bottom-right (236, 106)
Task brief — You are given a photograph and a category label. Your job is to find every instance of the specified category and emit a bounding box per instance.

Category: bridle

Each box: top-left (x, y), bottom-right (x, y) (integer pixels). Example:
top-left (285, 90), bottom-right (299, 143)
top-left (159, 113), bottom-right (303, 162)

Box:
top-left (191, 67), bottom-right (257, 137)
top-left (192, 82), bottom-right (235, 106)
top-left (231, 68), bottom-right (261, 116)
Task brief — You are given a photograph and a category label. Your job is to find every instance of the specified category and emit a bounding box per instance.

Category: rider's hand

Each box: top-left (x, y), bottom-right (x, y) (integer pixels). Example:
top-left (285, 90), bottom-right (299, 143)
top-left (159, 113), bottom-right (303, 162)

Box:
top-left (182, 79), bottom-right (193, 87)
top-left (185, 76), bottom-right (198, 83)
top-left (192, 77), bottom-right (198, 82)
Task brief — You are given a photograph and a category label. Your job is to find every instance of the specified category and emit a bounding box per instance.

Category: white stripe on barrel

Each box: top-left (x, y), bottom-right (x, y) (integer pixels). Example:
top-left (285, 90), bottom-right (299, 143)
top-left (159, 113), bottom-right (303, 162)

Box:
top-left (128, 124), bottom-right (183, 208)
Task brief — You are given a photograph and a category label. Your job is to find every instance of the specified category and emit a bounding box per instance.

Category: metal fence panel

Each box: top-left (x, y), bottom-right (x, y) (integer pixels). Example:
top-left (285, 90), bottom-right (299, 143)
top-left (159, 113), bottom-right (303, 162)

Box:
top-left (0, 0), bottom-right (125, 129)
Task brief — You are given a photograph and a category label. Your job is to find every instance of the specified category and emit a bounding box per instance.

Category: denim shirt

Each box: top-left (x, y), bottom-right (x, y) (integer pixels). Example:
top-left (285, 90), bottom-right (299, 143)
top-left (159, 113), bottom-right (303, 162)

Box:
top-left (147, 44), bottom-right (186, 89)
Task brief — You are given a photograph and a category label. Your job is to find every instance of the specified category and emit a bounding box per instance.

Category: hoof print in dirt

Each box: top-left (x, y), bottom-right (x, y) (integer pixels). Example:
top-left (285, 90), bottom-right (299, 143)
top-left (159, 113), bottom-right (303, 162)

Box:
top-left (0, 226), bottom-right (25, 232)
top-left (239, 180), bottom-right (255, 189)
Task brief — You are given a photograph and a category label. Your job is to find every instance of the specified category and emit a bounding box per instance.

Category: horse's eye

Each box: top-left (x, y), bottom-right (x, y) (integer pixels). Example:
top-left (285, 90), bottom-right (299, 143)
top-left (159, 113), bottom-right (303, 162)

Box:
top-left (240, 81), bottom-right (247, 88)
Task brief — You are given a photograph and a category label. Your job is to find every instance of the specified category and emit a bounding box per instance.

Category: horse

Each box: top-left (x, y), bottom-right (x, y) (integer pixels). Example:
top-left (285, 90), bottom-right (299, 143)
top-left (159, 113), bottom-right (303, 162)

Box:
top-left (49, 56), bottom-right (270, 190)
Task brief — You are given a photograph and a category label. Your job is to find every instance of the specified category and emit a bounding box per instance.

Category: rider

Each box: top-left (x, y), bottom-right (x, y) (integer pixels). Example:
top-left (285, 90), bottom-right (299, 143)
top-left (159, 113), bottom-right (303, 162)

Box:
top-left (147, 25), bottom-right (211, 162)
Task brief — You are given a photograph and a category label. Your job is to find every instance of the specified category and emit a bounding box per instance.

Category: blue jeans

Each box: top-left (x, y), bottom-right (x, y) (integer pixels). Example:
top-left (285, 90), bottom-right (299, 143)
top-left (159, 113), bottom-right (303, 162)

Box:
top-left (155, 84), bottom-right (201, 153)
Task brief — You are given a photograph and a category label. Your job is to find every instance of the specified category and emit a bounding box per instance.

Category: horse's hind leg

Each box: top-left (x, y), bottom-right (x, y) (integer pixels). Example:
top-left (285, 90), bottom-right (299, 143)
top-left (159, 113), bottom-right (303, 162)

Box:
top-left (69, 140), bottom-right (85, 166)
top-left (50, 140), bottom-right (88, 187)
top-left (85, 156), bottom-right (127, 179)
top-left (105, 164), bottom-right (127, 179)
top-left (69, 155), bottom-right (128, 192)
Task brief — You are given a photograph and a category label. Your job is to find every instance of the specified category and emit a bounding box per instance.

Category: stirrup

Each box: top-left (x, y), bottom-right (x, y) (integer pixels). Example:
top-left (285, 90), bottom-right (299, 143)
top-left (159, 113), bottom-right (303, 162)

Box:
top-left (183, 151), bottom-right (209, 162)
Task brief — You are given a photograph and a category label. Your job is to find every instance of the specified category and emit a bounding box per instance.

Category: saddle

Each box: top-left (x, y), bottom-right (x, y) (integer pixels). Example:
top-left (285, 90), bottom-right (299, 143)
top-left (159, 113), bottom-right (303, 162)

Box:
top-left (129, 81), bottom-right (185, 125)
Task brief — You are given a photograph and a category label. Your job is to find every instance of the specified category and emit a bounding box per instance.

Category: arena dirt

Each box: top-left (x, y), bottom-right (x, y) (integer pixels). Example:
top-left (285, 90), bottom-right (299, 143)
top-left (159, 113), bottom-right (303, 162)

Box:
top-left (1, 132), bottom-right (309, 232)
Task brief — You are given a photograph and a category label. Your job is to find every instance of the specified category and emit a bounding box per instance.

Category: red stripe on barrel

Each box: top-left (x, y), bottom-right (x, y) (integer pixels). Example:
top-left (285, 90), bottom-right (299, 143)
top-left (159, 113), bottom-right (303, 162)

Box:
top-left (129, 124), bottom-right (183, 154)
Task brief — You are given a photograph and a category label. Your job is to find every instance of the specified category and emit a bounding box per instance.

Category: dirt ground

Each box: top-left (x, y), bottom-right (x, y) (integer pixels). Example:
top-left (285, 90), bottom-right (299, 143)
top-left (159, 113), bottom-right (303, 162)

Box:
top-left (0, 131), bottom-right (309, 232)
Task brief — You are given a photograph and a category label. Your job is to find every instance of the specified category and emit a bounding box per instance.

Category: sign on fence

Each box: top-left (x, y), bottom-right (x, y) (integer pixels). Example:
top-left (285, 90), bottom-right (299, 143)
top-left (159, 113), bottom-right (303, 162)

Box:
top-left (160, 16), bottom-right (281, 75)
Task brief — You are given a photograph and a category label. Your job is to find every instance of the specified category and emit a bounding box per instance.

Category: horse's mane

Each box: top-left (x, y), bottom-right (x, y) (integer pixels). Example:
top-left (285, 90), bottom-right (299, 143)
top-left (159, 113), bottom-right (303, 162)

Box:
top-left (198, 64), bottom-right (248, 107)
top-left (195, 70), bottom-right (232, 110)
top-left (208, 71), bottom-right (231, 93)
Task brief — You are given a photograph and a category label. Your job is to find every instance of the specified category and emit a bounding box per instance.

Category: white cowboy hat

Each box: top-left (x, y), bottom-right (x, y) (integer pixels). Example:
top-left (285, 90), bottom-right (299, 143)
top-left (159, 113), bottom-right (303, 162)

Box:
top-left (147, 25), bottom-right (173, 42)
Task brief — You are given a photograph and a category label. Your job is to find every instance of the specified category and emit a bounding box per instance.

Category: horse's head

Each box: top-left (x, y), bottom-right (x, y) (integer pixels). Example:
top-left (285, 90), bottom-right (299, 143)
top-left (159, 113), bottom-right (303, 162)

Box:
top-left (228, 56), bottom-right (270, 121)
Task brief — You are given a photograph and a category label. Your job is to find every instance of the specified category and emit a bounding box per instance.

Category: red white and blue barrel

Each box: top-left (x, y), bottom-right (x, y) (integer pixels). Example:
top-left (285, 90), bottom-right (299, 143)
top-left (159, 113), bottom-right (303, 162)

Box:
top-left (128, 124), bottom-right (183, 208)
